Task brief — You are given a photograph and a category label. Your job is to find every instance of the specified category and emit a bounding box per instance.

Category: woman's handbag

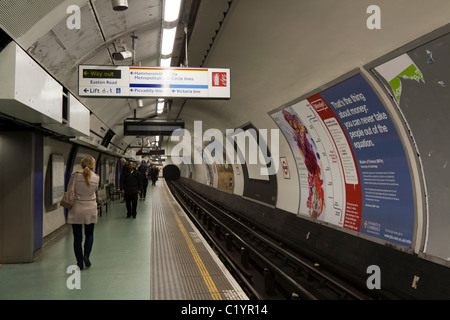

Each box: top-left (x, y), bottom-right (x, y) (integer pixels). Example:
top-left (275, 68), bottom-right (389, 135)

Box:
top-left (60, 173), bottom-right (76, 209)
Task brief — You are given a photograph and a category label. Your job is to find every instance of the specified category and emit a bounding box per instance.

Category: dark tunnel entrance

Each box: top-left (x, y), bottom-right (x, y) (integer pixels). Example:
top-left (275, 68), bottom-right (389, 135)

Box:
top-left (163, 164), bottom-right (180, 181)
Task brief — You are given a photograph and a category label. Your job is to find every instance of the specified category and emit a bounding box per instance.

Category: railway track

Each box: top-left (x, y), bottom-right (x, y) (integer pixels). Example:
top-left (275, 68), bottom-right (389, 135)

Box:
top-left (167, 180), bottom-right (380, 300)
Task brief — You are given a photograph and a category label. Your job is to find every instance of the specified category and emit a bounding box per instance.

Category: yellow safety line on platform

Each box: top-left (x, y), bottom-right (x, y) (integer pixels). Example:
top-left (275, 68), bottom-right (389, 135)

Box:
top-left (163, 186), bottom-right (222, 300)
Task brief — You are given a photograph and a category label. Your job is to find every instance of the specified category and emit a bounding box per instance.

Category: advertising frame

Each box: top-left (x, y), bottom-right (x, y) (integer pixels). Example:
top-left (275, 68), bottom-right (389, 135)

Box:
top-left (268, 68), bottom-right (421, 252)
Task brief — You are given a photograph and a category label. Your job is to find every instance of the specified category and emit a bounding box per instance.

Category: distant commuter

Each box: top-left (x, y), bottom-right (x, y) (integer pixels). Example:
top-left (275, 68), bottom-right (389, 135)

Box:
top-left (66, 156), bottom-right (99, 270)
top-left (120, 160), bottom-right (143, 218)
top-left (150, 165), bottom-right (159, 186)
top-left (119, 157), bottom-right (127, 203)
top-left (119, 158), bottom-right (126, 170)
top-left (138, 160), bottom-right (149, 200)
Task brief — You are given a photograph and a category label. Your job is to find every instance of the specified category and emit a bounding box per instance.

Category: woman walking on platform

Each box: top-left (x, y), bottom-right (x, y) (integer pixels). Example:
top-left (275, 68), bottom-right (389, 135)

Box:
top-left (66, 156), bottom-right (99, 270)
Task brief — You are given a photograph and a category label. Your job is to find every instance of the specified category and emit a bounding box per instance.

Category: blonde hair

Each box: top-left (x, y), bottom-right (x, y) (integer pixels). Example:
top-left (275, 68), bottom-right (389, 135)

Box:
top-left (80, 156), bottom-right (95, 187)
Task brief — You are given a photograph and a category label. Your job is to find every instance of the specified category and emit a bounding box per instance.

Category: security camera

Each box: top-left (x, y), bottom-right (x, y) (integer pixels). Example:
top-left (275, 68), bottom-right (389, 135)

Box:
top-left (112, 51), bottom-right (132, 60)
top-left (112, 0), bottom-right (128, 11)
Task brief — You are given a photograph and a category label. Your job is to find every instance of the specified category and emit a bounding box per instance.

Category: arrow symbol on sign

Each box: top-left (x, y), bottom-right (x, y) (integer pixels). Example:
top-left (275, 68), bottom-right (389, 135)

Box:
top-left (84, 88), bottom-right (88, 93)
top-left (83, 71), bottom-right (89, 76)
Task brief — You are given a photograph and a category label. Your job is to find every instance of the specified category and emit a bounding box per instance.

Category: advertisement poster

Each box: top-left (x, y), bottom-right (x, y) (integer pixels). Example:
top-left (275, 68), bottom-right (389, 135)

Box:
top-left (271, 74), bottom-right (414, 247)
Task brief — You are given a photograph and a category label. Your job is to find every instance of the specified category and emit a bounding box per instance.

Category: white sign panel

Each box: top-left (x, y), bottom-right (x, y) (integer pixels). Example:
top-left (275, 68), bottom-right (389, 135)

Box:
top-left (79, 65), bottom-right (230, 99)
top-left (51, 154), bottom-right (65, 204)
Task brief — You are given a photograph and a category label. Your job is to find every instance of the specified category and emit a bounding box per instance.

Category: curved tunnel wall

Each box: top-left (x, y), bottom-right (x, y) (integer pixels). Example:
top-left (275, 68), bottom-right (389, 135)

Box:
top-left (171, 71), bottom-right (421, 251)
top-left (169, 24), bottom-right (450, 266)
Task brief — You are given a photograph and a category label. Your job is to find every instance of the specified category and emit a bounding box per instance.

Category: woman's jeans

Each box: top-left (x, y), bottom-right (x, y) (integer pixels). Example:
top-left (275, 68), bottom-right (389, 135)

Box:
top-left (72, 224), bottom-right (95, 269)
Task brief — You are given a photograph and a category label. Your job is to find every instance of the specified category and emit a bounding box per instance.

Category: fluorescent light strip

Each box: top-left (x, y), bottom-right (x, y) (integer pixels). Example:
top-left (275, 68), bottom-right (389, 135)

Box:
top-left (161, 27), bottom-right (177, 55)
top-left (160, 57), bottom-right (172, 67)
top-left (157, 99), bottom-right (164, 114)
top-left (164, 0), bottom-right (182, 22)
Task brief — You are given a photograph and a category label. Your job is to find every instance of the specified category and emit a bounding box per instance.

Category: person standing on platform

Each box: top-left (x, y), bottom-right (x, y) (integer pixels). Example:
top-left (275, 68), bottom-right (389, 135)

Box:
top-left (138, 160), bottom-right (149, 200)
top-left (119, 158), bottom-right (126, 170)
top-left (119, 158), bottom-right (127, 203)
top-left (66, 156), bottom-right (100, 270)
top-left (120, 160), bottom-right (143, 218)
top-left (150, 164), bottom-right (159, 186)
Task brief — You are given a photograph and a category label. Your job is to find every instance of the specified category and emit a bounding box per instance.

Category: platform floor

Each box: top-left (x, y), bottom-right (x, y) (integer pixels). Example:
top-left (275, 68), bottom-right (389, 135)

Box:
top-left (0, 179), bottom-right (248, 300)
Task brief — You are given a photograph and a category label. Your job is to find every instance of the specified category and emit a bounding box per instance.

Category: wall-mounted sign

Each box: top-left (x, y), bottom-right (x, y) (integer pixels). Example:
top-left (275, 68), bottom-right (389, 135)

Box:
top-left (79, 65), bottom-right (230, 99)
top-left (51, 154), bottom-right (65, 205)
top-left (280, 157), bottom-right (290, 179)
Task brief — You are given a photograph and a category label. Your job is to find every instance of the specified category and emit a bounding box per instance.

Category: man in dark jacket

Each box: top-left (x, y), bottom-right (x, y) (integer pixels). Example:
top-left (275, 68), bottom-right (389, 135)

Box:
top-left (137, 160), bottom-right (149, 200)
top-left (149, 165), bottom-right (159, 186)
top-left (120, 160), bottom-right (143, 218)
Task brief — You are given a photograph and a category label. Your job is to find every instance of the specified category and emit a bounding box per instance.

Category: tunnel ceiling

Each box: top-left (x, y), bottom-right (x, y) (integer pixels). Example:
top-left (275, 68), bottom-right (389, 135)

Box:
top-left (1, 0), bottom-right (449, 147)
top-left (0, 0), bottom-right (213, 146)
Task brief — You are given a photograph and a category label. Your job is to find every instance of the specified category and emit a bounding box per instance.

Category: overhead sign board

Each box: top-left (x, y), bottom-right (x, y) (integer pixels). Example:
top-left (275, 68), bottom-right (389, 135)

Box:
top-left (136, 149), bottom-right (165, 156)
top-left (123, 120), bottom-right (185, 136)
top-left (78, 65), bottom-right (230, 99)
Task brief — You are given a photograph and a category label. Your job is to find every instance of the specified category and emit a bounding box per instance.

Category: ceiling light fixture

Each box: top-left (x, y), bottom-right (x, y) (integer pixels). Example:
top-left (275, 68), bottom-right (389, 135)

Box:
top-left (160, 57), bottom-right (172, 67)
top-left (161, 27), bottom-right (177, 56)
top-left (159, 0), bottom-right (182, 67)
top-left (157, 99), bottom-right (165, 114)
top-left (112, 0), bottom-right (128, 11)
top-left (164, 0), bottom-right (182, 22)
